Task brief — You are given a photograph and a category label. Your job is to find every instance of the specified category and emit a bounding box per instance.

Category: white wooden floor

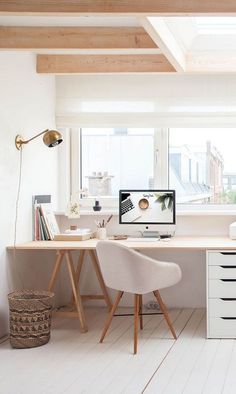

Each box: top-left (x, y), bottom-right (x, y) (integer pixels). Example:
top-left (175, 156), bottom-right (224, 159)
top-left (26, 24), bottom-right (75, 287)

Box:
top-left (0, 307), bottom-right (236, 394)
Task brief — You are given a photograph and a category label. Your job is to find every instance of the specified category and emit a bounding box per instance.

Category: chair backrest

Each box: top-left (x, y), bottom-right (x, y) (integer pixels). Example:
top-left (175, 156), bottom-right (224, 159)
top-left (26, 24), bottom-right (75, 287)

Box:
top-left (96, 241), bottom-right (181, 294)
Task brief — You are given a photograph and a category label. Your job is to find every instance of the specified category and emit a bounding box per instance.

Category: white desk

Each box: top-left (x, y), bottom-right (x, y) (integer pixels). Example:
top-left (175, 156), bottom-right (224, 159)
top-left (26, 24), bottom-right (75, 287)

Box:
top-left (8, 237), bottom-right (236, 336)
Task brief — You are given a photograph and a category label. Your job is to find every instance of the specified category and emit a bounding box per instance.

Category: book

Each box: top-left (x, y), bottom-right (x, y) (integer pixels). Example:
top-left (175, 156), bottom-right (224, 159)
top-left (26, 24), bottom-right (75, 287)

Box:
top-left (35, 206), bottom-right (40, 241)
top-left (32, 195), bottom-right (60, 241)
top-left (32, 195), bottom-right (51, 240)
top-left (39, 210), bottom-right (50, 240)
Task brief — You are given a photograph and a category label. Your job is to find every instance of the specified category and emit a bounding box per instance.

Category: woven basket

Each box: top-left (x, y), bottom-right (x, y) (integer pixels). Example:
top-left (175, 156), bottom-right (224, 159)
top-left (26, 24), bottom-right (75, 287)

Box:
top-left (8, 290), bottom-right (54, 349)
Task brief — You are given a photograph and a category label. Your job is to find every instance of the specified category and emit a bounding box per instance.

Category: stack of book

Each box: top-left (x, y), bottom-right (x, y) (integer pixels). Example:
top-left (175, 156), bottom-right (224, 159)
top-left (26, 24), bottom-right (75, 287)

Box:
top-left (33, 195), bottom-right (60, 241)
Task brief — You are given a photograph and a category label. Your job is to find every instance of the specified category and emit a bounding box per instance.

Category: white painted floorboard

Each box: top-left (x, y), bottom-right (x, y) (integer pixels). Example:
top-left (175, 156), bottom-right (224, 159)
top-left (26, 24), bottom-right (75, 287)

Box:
top-left (1, 307), bottom-right (236, 394)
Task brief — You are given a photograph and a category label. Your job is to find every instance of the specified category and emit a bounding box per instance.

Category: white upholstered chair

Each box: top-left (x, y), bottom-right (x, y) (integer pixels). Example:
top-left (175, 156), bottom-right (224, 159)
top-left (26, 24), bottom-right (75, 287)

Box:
top-left (96, 241), bottom-right (182, 354)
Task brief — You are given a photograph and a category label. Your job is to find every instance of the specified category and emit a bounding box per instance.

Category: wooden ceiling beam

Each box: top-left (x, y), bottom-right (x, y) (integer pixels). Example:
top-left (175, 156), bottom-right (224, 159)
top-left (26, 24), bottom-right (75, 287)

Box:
top-left (0, 26), bottom-right (157, 50)
top-left (1, 0), bottom-right (236, 15)
top-left (36, 54), bottom-right (176, 74)
top-left (141, 17), bottom-right (186, 72)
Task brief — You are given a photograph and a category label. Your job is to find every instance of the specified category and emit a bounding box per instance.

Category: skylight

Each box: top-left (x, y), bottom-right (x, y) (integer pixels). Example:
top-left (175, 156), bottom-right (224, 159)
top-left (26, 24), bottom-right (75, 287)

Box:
top-left (196, 17), bottom-right (236, 34)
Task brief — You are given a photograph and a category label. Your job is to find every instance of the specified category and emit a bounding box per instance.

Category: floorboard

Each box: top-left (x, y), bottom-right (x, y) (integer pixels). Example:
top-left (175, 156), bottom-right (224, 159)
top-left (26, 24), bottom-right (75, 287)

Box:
top-left (1, 307), bottom-right (235, 394)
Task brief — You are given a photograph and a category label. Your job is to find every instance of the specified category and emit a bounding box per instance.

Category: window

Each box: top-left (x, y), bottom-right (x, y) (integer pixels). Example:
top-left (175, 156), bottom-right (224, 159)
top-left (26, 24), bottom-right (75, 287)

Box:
top-left (169, 128), bottom-right (236, 204)
top-left (71, 126), bottom-right (236, 206)
top-left (81, 128), bottom-right (155, 197)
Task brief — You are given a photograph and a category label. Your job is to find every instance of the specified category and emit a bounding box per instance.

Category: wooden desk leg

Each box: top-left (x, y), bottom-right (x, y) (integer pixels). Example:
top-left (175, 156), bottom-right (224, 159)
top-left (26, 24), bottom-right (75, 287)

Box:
top-left (88, 250), bottom-right (112, 311)
top-left (70, 250), bottom-right (85, 305)
top-left (48, 251), bottom-right (64, 292)
top-left (65, 251), bottom-right (88, 333)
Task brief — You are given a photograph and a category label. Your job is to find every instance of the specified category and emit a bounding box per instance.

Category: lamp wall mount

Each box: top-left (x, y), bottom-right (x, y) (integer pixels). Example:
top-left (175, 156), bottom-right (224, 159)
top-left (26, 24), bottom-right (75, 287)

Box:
top-left (15, 134), bottom-right (25, 150)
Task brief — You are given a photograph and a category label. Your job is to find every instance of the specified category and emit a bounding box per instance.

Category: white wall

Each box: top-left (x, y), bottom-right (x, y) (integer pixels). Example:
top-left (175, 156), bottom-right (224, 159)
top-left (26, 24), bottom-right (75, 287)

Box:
top-left (0, 52), bottom-right (59, 338)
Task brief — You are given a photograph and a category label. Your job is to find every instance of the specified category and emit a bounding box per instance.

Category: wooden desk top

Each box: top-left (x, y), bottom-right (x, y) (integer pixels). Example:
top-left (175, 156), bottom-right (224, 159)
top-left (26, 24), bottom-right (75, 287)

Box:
top-left (7, 237), bottom-right (236, 251)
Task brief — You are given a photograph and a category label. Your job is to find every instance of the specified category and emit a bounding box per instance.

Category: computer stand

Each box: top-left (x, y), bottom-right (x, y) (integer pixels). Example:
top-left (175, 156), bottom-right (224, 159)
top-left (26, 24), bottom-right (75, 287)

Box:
top-left (142, 231), bottom-right (173, 239)
top-left (142, 231), bottom-right (160, 238)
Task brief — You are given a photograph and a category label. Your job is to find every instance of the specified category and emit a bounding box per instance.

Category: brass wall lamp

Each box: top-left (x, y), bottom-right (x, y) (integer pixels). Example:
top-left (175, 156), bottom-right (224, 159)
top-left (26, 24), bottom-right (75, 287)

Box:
top-left (15, 129), bottom-right (63, 150)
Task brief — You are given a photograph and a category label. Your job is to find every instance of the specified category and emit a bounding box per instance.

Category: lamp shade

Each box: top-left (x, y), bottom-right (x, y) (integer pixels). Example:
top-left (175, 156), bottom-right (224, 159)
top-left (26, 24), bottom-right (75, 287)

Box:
top-left (43, 130), bottom-right (63, 147)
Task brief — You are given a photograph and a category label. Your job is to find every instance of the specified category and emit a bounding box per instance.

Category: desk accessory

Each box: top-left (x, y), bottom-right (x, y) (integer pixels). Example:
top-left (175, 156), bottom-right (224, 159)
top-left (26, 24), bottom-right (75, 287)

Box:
top-left (95, 215), bottom-right (113, 240)
top-left (93, 200), bottom-right (102, 211)
top-left (109, 235), bottom-right (128, 240)
top-left (96, 228), bottom-right (107, 240)
top-left (159, 234), bottom-right (172, 239)
top-left (70, 225), bottom-right (78, 231)
top-left (229, 222), bottom-right (236, 239)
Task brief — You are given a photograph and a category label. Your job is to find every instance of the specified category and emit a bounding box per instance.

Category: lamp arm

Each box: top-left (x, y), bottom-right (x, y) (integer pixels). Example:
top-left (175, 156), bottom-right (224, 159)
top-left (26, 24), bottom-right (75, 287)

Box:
top-left (20, 129), bottom-right (49, 145)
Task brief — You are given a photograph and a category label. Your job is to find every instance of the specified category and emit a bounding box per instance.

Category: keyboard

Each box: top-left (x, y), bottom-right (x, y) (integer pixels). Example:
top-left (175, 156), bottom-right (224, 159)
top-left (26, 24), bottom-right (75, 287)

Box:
top-left (121, 198), bottom-right (135, 215)
top-left (126, 237), bottom-right (160, 242)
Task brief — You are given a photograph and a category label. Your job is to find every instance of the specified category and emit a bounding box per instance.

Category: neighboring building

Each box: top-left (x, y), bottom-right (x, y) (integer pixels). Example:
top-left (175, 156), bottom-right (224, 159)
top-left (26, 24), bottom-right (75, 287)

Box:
top-left (169, 141), bottom-right (224, 203)
top-left (223, 173), bottom-right (236, 191)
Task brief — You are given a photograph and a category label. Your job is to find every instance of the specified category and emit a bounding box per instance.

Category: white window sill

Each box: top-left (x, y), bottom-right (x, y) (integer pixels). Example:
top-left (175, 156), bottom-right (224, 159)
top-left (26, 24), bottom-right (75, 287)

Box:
top-left (177, 210), bottom-right (236, 216)
top-left (54, 209), bottom-right (236, 217)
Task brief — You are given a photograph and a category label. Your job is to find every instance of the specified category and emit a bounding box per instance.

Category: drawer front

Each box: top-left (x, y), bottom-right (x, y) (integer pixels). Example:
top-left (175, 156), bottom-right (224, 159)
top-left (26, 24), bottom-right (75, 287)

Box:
top-left (208, 252), bottom-right (236, 266)
top-left (208, 279), bottom-right (236, 298)
top-left (209, 265), bottom-right (236, 279)
top-left (208, 317), bottom-right (236, 338)
top-left (208, 299), bottom-right (236, 317)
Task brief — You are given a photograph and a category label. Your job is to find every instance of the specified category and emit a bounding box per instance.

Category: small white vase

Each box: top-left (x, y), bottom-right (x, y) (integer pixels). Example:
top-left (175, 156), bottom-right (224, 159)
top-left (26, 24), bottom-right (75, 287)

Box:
top-left (96, 228), bottom-right (107, 240)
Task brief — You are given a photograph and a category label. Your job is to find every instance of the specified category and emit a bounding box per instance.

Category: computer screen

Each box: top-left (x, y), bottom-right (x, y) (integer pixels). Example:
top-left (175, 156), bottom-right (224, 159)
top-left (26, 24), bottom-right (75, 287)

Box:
top-left (119, 190), bottom-right (176, 225)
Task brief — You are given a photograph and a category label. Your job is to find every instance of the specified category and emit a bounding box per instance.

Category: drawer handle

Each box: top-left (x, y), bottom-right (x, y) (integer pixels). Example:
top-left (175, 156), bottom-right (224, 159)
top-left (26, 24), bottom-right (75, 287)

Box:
top-left (221, 317), bottom-right (236, 320)
top-left (220, 279), bottom-right (236, 282)
top-left (220, 252), bottom-right (236, 255)
top-left (220, 265), bottom-right (236, 269)
top-left (221, 298), bottom-right (236, 301)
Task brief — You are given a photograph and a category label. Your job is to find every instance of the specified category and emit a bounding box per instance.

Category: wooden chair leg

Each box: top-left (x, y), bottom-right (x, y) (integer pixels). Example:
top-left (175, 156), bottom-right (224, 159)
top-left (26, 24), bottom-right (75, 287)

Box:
top-left (134, 294), bottom-right (140, 354)
top-left (139, 294), bottom-right (143, 330)
top-left (153, 290), bottom-right (177, 339)
top-left (100, 291), bottom-right (123, 343)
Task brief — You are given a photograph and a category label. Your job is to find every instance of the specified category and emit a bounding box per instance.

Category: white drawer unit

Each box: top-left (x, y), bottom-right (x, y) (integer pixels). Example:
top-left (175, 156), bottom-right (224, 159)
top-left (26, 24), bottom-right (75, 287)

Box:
top-left (207, 251), bottom-right (236, 338)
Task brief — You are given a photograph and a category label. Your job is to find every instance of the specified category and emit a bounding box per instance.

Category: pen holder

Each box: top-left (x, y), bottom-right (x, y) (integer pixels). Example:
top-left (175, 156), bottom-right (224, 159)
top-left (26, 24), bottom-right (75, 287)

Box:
top-left (96, 227), bottom-right (107, 240)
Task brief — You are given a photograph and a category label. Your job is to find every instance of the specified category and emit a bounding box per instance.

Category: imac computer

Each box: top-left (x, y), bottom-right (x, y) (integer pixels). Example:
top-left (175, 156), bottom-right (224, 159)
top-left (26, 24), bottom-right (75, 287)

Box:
top-left (119, 189), bottom-right (176, 239)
